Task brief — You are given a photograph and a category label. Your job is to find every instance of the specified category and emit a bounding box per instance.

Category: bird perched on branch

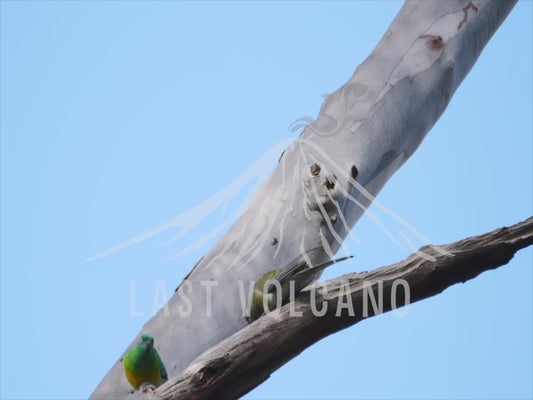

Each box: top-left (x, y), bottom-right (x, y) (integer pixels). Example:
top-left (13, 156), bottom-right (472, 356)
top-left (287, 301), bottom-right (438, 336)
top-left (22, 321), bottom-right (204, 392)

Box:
top-left (124, 334), bottom-right (168, 391)
top-left (247, 255), bottom-right (353, 323)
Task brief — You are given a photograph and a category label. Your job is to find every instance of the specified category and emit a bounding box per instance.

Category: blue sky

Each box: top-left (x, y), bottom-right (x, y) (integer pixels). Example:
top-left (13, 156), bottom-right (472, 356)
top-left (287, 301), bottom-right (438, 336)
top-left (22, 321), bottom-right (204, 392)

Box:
top-left (1, 1), bottom-right (531, 399)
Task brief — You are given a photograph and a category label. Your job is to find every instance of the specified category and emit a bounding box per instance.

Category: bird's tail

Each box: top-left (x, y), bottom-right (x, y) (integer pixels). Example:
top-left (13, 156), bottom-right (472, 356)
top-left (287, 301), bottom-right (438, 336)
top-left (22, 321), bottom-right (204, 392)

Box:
top-left (286, 255), bottom-right (354, 294)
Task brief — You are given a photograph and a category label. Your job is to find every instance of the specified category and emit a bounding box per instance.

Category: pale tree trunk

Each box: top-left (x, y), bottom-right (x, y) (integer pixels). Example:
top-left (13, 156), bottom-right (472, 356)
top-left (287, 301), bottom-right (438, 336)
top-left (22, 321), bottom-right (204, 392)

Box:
top-left (91, 1), bottom-right (520, 398)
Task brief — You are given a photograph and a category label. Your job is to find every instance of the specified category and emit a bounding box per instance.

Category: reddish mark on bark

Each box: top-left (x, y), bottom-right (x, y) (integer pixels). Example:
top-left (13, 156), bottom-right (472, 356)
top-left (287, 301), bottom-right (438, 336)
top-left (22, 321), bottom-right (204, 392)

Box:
top-left (310, 163), bottom-right (321, 176)
top-left (420, 35), bottom-right (444, 51)
top-left (458, 2), bottom-right (479, 31)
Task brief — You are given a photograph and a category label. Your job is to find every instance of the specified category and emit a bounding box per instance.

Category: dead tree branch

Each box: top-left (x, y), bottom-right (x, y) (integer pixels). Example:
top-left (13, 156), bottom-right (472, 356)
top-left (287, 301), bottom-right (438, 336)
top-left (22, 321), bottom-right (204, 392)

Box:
top-left (147, 217), bottom-right (532, 400)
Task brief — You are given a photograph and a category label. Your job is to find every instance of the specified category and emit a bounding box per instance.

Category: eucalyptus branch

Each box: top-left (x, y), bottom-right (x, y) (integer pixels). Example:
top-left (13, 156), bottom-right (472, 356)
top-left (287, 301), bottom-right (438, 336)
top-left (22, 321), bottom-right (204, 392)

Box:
top-left (145, 217), bottom-right (532, 400)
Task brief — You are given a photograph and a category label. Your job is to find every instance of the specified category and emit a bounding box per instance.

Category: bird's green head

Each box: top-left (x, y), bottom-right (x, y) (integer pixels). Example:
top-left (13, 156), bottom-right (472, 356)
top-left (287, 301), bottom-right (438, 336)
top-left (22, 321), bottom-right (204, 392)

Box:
top-left (139, 334), bottom-right (154, 352)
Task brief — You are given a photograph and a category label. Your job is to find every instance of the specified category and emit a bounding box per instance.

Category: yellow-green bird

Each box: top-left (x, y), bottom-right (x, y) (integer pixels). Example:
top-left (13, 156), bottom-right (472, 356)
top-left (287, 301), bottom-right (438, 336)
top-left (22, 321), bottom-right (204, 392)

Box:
top-left (124, 334), bottom-right (168, 390)
top-left (247, 255), bottom-right (353, 323)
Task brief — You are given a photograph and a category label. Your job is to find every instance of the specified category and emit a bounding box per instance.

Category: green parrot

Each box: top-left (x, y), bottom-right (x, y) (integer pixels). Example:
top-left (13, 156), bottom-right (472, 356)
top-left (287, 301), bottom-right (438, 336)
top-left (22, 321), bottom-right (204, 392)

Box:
top-left (247, 255), bottom-right (353, 323)
top-left (124, 334), bottom-right (168, 391)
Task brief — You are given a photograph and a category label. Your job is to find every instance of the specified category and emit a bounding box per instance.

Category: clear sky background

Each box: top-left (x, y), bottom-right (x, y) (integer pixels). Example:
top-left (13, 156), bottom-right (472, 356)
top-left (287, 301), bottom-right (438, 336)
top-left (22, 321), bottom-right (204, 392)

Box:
top-left (1, 1), bottom-right (531, 399)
